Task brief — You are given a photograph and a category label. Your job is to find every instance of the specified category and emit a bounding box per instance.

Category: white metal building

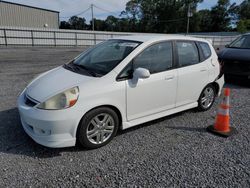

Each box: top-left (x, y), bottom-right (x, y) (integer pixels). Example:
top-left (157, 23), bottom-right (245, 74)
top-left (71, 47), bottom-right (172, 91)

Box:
top-left (0, 1), bottom-right (59, 29)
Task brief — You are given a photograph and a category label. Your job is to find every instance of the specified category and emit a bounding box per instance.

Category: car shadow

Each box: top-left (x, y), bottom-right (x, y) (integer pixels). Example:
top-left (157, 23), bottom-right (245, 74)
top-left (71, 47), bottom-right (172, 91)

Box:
top-left (0, 107), bottom-right (208, 158)
top-left (0, 108), bottom-right (86, 158)
top-left (119, 108), bottom-right (207, 135)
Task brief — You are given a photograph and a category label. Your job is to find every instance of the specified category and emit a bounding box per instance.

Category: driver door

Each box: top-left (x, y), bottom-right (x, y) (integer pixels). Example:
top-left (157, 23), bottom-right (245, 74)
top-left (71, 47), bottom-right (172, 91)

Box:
top-left (126, 41), bottom-right (177, 121)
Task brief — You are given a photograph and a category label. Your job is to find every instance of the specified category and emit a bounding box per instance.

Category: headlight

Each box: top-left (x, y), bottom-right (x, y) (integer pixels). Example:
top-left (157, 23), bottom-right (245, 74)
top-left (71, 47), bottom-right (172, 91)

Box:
top-left (37, 87), bottom-right (79, 110)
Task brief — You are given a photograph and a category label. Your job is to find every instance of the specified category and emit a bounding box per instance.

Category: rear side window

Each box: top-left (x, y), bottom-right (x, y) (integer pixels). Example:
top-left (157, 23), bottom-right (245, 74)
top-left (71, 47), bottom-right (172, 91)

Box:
top-left (176, 41), bottom-right (199, 67)
top-left (199, 42), bottom-right (212, 60)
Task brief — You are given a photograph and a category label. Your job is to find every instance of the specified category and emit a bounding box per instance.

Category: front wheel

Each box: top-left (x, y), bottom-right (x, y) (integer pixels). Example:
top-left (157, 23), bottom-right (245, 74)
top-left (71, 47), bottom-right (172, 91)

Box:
top-left (77, 107), bottom-right (119, 149)
top-left (197, 84), bottom-right (216, 111)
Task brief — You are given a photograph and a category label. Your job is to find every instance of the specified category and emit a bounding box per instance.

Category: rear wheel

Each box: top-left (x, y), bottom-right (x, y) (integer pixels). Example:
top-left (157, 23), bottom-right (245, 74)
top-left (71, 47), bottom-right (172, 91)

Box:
top-left (77, 107), bottom-right (119, 149)
top-left (197, 84), bottom-right (216, 111)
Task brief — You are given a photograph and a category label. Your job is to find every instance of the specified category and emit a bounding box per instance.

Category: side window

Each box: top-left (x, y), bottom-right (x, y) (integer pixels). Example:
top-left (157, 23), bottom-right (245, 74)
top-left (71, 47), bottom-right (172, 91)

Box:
top-left (176, 41), bottom-right (199, 67)
top-left (133, 42), bottom-right (173, 74)
top-left (199, 42), bottom-right (212, 60)
top-left (230, 37), bottom-right (245, 48)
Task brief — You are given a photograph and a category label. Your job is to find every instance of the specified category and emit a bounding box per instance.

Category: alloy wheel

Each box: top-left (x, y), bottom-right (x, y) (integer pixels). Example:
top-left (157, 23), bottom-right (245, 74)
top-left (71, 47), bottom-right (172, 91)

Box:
top-left (86, 113), bottom-right (115, 144)
top-left (201, 87), bottom-right (215, 109)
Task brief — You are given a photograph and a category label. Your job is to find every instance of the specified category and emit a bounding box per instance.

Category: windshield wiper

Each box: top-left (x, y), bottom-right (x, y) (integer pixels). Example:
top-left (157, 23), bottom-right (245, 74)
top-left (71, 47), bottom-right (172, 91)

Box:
top-left (73, 64), bottom-right (99, 77)
top-left (63, 63), bottom-right (79, 72)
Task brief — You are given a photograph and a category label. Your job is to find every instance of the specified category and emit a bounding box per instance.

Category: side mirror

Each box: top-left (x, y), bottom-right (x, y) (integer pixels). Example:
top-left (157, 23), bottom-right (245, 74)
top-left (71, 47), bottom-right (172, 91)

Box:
top-left (133, 68), bottom-right (150, 79)
top-left (225, 44), bottom-right (229, 48)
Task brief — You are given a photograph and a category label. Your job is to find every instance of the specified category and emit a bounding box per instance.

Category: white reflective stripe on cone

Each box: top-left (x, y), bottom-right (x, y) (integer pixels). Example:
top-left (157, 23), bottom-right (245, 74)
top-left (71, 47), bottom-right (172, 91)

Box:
top-left (218, 108), bottom-right (229, 116)
top-left (222, 96), bottom-right (230, 106)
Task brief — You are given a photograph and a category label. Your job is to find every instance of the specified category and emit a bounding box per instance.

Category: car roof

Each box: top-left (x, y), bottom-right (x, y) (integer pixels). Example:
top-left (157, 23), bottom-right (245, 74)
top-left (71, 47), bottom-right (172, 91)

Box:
top-left (113, 34), bottom-right (209, 43)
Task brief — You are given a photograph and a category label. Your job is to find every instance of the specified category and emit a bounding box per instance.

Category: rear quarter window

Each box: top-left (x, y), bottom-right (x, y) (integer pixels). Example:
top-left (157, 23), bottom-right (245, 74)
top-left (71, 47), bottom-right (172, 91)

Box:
top-left (199, 42), bottom-right (212, 60)
top-left (176, 41), bottom-right (199, 67)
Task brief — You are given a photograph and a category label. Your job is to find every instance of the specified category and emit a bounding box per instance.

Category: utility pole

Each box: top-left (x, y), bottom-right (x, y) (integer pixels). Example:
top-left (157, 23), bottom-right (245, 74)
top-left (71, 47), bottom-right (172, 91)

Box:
top-left (91, 4), bottom-right (94, 31)
top-left (91, 4), bottom-right (96, 44)
top-left (186, 3), bottom-right (191, 35)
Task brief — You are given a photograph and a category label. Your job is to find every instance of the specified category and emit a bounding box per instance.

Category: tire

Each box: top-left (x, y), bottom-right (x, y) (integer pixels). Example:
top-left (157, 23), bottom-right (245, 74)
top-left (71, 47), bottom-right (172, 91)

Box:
top-left (77, 107), bottom-right (119, 149)
top-left (197, 84), bottom-right (216, 111)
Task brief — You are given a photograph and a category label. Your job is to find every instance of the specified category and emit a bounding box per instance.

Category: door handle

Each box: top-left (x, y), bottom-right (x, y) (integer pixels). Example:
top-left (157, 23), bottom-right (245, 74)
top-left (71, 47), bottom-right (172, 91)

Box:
top-left (200, 69), bottom-right (207, 72)
top-left (165, 75), bottom-right (174, 80)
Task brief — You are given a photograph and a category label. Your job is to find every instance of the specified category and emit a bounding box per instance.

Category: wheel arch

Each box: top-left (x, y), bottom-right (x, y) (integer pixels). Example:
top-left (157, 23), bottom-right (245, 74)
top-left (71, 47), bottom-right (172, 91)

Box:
top-left (93, 105), bottom-right (123, 127)
top-left (200, 82), bottom-right (220, 98)
top-left (210, 82), bottom-right (220, 96)
top-left (75, 104), bottom-right (123, 139)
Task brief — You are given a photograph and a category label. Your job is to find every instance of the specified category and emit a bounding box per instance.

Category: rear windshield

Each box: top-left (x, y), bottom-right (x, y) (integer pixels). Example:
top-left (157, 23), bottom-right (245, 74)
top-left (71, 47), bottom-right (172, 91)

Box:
top-left (229, 35), bottom-right (250, 49)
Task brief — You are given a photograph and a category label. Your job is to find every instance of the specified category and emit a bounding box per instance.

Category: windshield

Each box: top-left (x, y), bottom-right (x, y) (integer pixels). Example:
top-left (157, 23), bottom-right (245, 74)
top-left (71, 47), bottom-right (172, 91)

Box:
top-left (70, 39), bottom-right (141, 76)
top-left (228, 35), bottom-right (250, 49)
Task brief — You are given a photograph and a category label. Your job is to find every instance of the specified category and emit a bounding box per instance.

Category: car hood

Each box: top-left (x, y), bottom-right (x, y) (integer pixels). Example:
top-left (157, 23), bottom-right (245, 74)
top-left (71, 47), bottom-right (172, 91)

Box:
top-left (26, 66), bottom-right (93, 102)
top-left (218, 47), bottom-right (250, 61)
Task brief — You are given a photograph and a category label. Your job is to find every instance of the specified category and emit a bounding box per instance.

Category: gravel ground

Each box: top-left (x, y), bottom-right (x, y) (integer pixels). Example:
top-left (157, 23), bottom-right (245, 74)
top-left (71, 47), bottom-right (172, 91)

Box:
top-left (0, 47), bottom-right (249, 188)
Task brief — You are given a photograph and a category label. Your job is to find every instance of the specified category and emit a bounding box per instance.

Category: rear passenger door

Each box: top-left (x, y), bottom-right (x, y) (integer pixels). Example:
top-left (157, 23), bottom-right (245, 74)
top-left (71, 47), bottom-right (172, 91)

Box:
top-left (175, 41), bottom-right (209, 107)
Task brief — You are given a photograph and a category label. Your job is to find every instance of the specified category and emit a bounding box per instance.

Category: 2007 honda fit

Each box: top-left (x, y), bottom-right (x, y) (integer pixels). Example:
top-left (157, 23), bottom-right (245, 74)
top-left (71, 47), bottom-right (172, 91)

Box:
top-left (18, 35), bottom-right (224, 149)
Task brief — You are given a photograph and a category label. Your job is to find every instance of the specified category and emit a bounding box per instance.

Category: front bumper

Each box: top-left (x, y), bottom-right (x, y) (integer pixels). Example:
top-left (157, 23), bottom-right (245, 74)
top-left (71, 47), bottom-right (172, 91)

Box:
top-left (18, 90), bottom-right (80, 148)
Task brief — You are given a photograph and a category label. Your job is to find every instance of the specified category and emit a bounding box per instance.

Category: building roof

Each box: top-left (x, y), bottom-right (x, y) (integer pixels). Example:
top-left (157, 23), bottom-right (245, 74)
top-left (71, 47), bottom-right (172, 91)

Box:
top-left (0, 0), bottom-right (59, 13)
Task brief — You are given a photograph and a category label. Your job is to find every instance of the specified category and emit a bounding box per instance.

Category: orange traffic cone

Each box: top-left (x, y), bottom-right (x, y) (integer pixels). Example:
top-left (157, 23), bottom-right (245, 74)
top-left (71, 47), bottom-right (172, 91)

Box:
top-left (207, 88), bottom-right (237, 137)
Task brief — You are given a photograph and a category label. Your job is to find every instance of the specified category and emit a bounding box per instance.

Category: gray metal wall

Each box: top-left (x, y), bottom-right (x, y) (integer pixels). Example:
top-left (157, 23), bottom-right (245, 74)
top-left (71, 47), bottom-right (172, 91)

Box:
top-left (0, 1), bottom-right (59, 29)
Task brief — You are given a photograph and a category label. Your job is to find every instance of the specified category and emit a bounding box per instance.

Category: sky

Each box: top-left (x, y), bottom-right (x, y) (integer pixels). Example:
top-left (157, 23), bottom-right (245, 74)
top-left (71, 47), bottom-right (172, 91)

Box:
top-left (197, 0), bottom-right (244, 10)
top-left (4, 0), bottom-right (245, 22)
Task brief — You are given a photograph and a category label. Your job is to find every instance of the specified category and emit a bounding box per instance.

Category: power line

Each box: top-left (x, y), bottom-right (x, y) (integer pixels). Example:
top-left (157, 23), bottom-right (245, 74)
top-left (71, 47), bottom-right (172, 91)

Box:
top-left (93, 5), bottom-right (120, 15)
top-left (60, 6), bottom-right (91, 19)
top-left (74, 7), bottom-right (91, 17)
top-left (94, 4), bottom-right (185, 23)
top-left (59, 4), bottom-right (186, 25)
top-left (60, 4), bottom-right (119, 19)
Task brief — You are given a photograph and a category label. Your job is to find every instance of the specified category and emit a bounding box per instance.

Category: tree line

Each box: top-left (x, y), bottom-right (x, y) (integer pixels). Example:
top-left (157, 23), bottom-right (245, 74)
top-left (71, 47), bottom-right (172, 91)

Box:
top-left (60, 0), bottom-right (250, 33)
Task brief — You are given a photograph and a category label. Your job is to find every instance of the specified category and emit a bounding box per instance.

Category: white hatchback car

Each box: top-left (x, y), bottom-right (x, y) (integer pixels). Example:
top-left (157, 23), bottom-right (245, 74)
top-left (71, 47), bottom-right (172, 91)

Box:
top-left (18, 35), bottom-right (224, 149)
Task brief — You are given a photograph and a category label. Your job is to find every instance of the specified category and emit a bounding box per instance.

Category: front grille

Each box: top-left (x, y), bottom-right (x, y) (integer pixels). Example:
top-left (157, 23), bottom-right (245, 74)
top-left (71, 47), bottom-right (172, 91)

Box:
top-left (24, 94), bottom-right (38, 107)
